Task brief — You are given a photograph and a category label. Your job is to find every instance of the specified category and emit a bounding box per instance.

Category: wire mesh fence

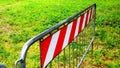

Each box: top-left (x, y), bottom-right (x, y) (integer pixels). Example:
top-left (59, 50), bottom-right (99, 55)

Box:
top-left (46, 17), bottom-right (95, 68)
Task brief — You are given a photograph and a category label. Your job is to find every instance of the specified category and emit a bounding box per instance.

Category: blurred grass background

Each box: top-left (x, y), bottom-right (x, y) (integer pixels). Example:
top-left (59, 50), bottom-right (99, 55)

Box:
top-left (0, 0), bottom-right (120, 68)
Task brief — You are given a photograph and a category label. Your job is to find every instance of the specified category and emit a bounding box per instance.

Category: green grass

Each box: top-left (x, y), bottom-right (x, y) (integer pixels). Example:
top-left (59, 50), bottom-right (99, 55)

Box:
top-left (0, 0), bottom-right (120, 68)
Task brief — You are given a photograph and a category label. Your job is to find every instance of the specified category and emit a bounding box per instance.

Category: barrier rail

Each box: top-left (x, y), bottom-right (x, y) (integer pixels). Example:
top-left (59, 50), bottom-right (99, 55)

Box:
top-left (15, 4), bottom-right (96, 68)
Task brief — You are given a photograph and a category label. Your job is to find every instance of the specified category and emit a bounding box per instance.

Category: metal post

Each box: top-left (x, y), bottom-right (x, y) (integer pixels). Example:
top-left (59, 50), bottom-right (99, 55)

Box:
top-left (94, 4), bottom-right (96, 49)
top-left (69, 45), bottom-right (70, 68)
top-left (64, 49), bottom-right (66, 68)
top-left (76, 38), bottom-right (78, 66)
top-left (91, 42), bottom-right (94, 59)
top-left (58, 55), bottom-right (60, 68)
top-left (77, 37), bottom-right (94, 68)
top-left (72, 43), bottom-right (74, 68)
top-left (78, 35), bottom-right (81, 61)
top-left (20, 61), bottom-right (25, 68)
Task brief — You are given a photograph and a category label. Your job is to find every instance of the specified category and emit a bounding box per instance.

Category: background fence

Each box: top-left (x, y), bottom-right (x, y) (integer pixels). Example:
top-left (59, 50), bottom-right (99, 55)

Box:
top-left (15, 4), bottom-right (96, 68)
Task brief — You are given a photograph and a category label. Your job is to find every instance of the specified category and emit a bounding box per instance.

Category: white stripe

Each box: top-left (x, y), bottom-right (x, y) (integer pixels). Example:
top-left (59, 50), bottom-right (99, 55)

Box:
top-left (74, 17), bottom-right (81, 38)
top-left (82, 13), bottom-right (87, 30)
top-left (43, 31), bottom-right (60, 68)
top-left (62, 22), bottom-right (73, 49)
top-left (87, 10), bottom-right (91, 24)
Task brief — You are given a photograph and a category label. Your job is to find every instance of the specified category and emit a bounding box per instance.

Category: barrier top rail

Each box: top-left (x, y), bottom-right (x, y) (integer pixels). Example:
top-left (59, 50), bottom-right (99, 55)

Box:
top-left (15, 3), bottom-right (96, 68)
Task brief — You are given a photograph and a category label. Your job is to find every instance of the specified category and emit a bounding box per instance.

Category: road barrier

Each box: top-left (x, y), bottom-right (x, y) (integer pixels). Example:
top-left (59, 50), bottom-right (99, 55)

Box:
top-left (15, 4), bottom-right (96, 68)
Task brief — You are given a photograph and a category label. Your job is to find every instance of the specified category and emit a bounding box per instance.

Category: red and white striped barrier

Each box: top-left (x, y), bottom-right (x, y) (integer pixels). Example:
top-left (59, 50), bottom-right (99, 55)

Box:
top-left (40, 7), bottom-right (94, 68)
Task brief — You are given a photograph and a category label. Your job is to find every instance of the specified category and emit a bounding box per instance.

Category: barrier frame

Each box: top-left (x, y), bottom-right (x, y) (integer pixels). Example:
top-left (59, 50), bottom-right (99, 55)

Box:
top-left (15, 3), bottom-right (96, 68)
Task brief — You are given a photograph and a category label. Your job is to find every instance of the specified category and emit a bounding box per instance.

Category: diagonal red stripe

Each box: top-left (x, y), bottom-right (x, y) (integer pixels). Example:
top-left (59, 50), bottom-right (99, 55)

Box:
top-left (68, 19), bottom-right (77, 43)
top-left (89, 8), bottom-right (92, 22)
top-left (90, 7), bottom-right (94, 20)
top-left (40, 36), bottom-right (52, 68)
top-left (78, 13), bottom-right (84, 33)
top-left (53, 25), bottom-right (68, 58)
top-left (92, 7), bottom-right (94, 19)
top-left (85, 10), bottom-right (89, 27)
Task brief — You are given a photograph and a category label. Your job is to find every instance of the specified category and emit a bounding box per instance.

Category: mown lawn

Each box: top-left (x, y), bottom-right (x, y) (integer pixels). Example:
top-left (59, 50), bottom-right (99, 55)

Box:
top-left (0, 0), bottom-right (120, 68)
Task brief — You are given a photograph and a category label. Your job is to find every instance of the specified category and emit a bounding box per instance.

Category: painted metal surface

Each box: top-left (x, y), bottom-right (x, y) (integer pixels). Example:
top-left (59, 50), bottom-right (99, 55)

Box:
top-left (40, 6), bottom-right (95, 68)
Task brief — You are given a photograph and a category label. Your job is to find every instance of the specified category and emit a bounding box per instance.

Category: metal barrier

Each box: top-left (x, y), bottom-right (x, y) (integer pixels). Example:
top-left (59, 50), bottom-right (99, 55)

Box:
top-left (15, 4), bottom-right (96, 68)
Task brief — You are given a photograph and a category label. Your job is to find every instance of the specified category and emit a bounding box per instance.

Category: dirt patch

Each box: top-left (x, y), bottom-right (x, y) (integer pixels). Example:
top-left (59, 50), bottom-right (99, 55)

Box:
top-left (0, 25), bottom-right (13, 34)
top-left (104, 58), bottom-right (113, 63)
top-left (81, 60), bottom-right (107, 68)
